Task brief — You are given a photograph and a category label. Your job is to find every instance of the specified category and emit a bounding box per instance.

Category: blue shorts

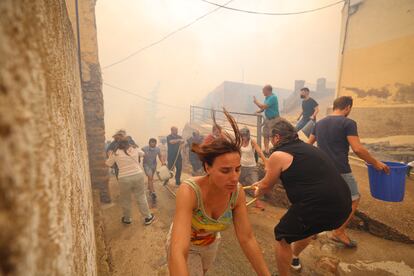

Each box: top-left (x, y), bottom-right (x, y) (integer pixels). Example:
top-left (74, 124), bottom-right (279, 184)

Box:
top-left (341, 173), bottom-right (360, 201)
top-left (143, 164), bottom-right (156, 176)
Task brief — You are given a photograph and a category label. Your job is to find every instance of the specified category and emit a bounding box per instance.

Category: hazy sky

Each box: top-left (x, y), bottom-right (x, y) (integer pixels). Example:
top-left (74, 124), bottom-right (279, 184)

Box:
top-left (96, 0), bottom-right (343, 144)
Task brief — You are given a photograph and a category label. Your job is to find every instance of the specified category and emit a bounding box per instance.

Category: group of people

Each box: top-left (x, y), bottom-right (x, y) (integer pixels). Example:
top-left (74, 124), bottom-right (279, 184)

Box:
top-left (103, 84), bottom-right (390, 276)
top-left (167, 85), bottom-right (390, 276)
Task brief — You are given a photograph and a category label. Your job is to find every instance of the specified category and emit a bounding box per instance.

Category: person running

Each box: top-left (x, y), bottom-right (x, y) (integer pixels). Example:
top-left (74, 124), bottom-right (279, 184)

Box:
top-left (239, 127), bottom-right (267, 210)
top-left (296, 87), bottom-right (319, 137)
top-left (142, 138), bottom-right (165, 202)
top-left (254, 119), bottom-right (352, 276)
top-left (167, 127), bottom-right (185, 186)
top-left (253, 84), bottom-right (280, 155)
top-left (308, 96), bottom-right (389, 247)
top-left (167, 110), bottom-right (271, 276)
top-left (105, 138), bottom-right (155, 225)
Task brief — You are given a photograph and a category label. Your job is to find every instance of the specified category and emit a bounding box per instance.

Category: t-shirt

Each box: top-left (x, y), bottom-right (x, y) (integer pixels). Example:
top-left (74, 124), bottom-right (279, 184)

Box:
top-left (302, 98), bottom-right (318, 120)
top-left (312, 116), bottom-right (358, 174)
top-left (264, 93), bottom-right (279, 119)
top-left (105, 147), bottom-right (145, 178)
top-left (142, 145), bottom-right (161, 167)
top-left (167, 134), bottom-right (183, 158)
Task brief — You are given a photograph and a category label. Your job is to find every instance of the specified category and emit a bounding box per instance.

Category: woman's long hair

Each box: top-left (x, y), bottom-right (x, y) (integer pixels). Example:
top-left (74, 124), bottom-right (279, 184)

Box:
top-left (192, 109), bottom-right (242, 169)
top-left (270, 119), bottom-right (299, 151)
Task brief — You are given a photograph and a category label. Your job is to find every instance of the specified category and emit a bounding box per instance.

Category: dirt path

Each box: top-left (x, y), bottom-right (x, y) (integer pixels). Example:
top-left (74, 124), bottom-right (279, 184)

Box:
top-left (102, 174), bottom-right (414, 275)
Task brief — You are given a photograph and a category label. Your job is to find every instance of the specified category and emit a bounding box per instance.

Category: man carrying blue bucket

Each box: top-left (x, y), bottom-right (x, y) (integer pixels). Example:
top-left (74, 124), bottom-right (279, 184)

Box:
top-left (308, 96), bottom-right (389, 248)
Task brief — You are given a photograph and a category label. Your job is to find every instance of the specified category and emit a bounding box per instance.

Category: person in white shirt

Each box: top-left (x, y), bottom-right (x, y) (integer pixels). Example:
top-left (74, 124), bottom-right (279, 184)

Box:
top-left (106, 138), bottom-right (155, 225)
top-left (239, 128), bottom-right (267, 210)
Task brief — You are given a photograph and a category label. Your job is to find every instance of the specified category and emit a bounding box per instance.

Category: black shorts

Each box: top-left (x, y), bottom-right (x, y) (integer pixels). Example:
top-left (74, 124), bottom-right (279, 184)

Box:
top-left (274, 205), bottom-right (347, 244)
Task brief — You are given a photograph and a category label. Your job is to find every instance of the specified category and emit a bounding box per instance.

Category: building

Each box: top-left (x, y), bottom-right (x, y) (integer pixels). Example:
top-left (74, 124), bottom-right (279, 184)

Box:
top-left (282, 78), bottom-right (336, 115)
top-left (199, 81), bottom-right (291, 114)
top-left (336, 0), bottom-right (414, 138)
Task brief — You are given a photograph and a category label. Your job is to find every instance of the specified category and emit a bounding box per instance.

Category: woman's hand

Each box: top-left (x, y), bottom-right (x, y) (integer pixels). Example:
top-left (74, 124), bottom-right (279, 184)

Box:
top-left (168, 184), bottom-right (196, 276)
top-left (233, 188), bottom-right (271, 276)
top-left (252, 183), bottom-right (261, 197)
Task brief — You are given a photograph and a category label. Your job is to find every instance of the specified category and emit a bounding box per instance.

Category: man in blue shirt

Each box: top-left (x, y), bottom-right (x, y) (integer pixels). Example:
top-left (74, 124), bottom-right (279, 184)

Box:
top-left (254, 84), bottom-right (280, 154)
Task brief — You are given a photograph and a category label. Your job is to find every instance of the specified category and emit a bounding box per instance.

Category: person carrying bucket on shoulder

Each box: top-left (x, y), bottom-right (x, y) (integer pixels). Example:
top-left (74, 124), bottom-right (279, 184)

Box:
top-left (308, 96), bottom-right (389, 248)
top-left (105, 138), bottom-right (155, 225)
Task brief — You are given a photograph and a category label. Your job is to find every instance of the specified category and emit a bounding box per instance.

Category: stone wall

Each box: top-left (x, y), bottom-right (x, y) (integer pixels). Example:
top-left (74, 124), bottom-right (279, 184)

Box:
top-left (0, 0), bottom-right (97, 275)
top-left (348, 106), bottom-right (414, 138)
top-left (66, 0), bottom-right (110, 203)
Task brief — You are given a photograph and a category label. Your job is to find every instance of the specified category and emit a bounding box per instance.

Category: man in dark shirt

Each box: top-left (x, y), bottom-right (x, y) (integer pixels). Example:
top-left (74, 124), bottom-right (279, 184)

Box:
top-left (308, 96), bottom-right (389, 247)
top-left (296, 87), bottom-right (319, 137)
top-left (167, 126), bottom-right (184, 185)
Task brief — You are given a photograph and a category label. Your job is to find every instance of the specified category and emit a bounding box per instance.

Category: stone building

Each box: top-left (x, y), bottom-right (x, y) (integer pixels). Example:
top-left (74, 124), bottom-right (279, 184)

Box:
top-left (66, 0), bottom-right (109, 203)
top-left (282, 78), bottom-right (336, 115)
top-left (336, 0), bottom-right (414, 138)
top-left (0, 0), bottom-right (109, 275)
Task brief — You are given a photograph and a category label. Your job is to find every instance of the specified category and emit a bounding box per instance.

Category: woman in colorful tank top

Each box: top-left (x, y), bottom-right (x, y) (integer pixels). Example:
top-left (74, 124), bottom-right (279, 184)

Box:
top-left (167, 110), bottom-right (271, 276)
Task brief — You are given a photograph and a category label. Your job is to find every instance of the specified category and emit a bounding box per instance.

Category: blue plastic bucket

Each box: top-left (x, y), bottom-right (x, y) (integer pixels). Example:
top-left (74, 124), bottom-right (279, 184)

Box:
top-left (367, 161), bottom-right (407, 202)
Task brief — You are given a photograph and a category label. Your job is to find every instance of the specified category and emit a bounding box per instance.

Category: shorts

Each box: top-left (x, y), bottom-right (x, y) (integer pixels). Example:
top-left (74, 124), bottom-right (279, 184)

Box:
top-left (166, 225), bottom-right (221, 275)
top-left (341, 173), bottom-right (360, 201)
top-left (274, 205), bottom-right (347, 244)
top-left (263, 117), bottom-right (279, 138)
top-left (143, 164), bottom-right (156, 176)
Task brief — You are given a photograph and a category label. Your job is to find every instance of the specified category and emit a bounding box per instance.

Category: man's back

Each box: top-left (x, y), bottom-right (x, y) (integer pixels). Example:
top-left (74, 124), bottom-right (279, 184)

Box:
top-left (313, 116), bottom-right (358, 174)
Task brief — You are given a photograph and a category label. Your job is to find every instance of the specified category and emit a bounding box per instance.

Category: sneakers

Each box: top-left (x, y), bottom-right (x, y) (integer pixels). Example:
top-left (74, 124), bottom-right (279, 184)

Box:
top-left (291, 258), bottom-right (302, 271)
top-left (121, 216), bottom-right (132, 224)
top-left (144, 214), bottom-right (155, 225)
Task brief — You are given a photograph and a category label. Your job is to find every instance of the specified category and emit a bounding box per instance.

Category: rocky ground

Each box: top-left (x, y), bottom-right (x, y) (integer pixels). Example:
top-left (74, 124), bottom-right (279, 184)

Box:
top-left (101, 172), bottom-right (414, 276)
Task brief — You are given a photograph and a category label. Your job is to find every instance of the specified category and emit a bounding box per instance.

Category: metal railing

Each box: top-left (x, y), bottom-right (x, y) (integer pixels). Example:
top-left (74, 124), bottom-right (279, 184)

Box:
top-left (189, 105), bottom-right (263, 148)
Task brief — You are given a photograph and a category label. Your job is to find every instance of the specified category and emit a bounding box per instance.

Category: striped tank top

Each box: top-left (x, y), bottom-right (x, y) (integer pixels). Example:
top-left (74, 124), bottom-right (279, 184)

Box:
top-left (185, 179), bottom-right (239, 246)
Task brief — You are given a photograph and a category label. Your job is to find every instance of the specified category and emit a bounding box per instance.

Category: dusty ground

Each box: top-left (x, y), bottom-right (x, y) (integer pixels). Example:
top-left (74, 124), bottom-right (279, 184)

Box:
top-left (102, 173), bottom-right (414, 276)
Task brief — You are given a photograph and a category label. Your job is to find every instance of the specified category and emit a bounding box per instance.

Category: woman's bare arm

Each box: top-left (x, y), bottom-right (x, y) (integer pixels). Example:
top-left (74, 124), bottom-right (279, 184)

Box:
top-left (168, 184), bottom-right (196, 276)
top-left (233, 188), bottom-right (271, 276)
top-left (254, 151), bottom-right (292, 196)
